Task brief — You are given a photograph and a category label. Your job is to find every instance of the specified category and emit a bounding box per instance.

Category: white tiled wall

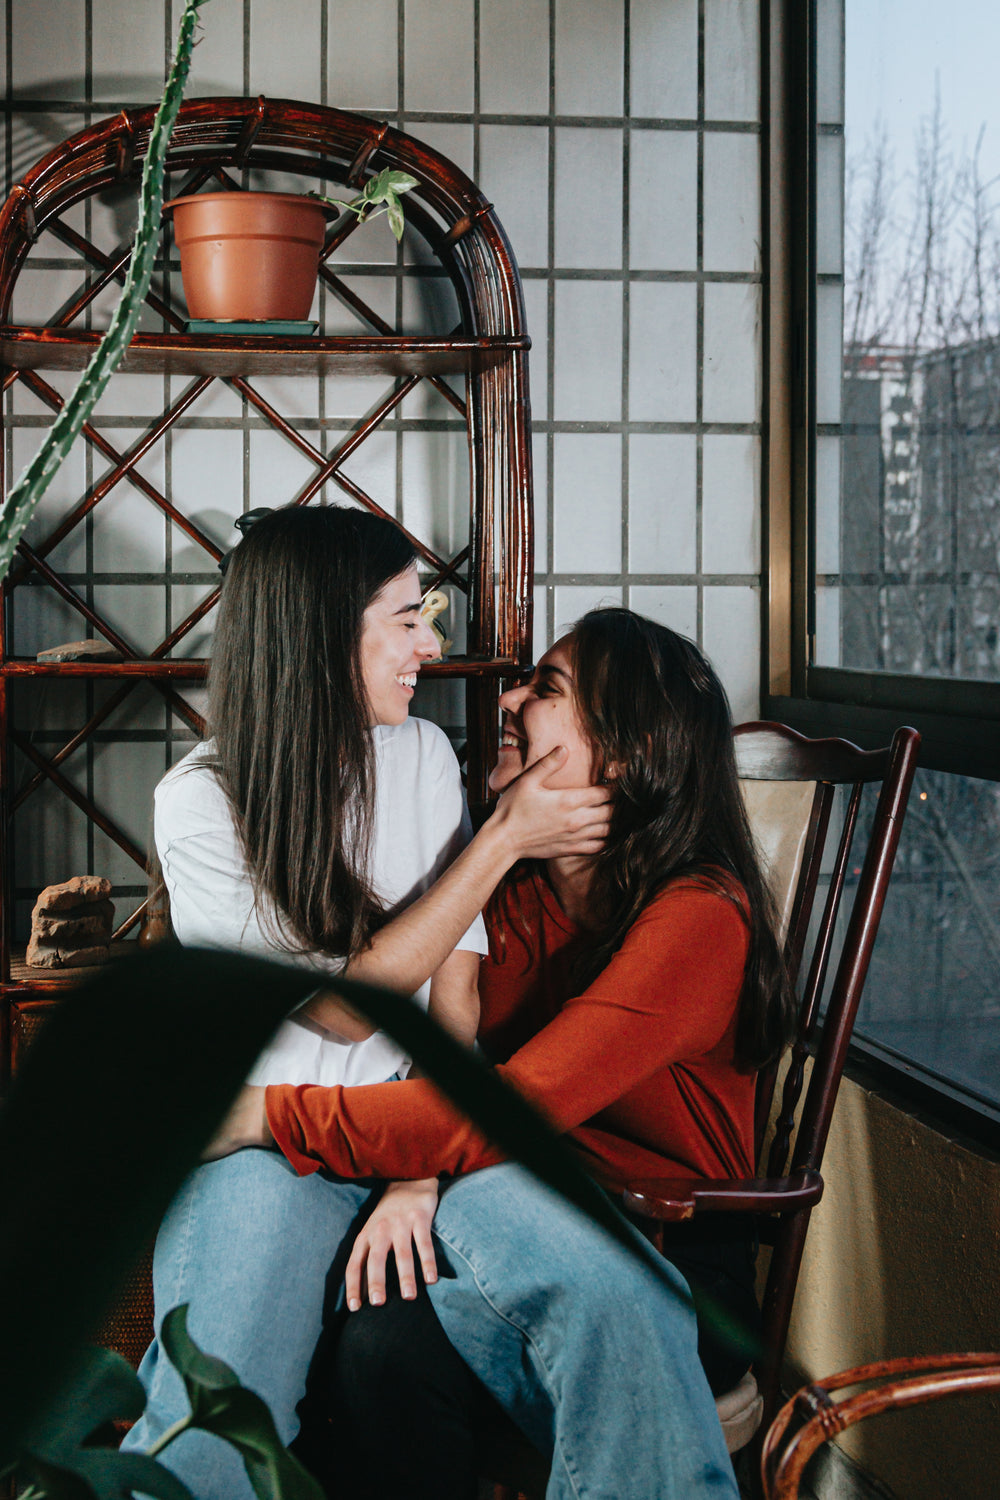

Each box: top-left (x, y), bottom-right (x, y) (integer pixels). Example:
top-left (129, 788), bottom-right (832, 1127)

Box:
top-left (3, 0), bottom-right (764, 927)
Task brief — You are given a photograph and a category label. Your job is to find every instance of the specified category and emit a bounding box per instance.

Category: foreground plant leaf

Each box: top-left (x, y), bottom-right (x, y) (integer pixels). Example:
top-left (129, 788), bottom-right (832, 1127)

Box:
top-left (0, 947), bottom-right (317, 1470)
top-left (16, 1346), bottom-right (192, 1500)
top-left (0, 944), bottom-right (751, 1478)
top-left (159, 1306), bottom-right (324, 1500)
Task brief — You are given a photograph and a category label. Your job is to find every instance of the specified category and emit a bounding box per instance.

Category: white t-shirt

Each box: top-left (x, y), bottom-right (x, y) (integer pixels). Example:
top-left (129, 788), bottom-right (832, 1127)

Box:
top-left (154, 718), bottom-right (488, 1088)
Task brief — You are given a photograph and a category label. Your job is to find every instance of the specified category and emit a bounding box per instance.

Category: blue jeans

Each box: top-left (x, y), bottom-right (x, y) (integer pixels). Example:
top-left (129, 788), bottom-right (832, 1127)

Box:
top-left (428, 1164), bottom-right (739, 1500)
top-left (122, 1149), bottom-right (373, 1499)
top-left (125, 1154), bottom-right (736, 1499)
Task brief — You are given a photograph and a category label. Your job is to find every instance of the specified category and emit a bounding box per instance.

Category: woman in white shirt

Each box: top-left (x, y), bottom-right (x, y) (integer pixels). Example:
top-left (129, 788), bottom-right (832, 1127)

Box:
top-left (122, 505), bottom-right (610, 1499)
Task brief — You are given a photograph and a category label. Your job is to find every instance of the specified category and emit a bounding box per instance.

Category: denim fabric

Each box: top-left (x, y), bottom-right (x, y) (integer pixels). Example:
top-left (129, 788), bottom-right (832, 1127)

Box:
top-left (124, 1151), bottom-right (738, 1499)
top-left (427, 1164), bottom-right (740, 1500)
top-left (122, 1149), bottom-right (374, 1500)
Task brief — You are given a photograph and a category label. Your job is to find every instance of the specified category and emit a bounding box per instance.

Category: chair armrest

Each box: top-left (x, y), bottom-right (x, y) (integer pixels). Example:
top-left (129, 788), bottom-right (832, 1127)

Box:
top-left (623, 1168), bottom-right (824, 1222)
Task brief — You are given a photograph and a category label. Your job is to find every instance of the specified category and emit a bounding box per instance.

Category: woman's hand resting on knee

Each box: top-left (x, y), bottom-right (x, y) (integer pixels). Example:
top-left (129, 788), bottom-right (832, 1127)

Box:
top-left (202, 1085), bottom-right (273, 1160)
top-left (345, 1178), bottom-right (440, 1311)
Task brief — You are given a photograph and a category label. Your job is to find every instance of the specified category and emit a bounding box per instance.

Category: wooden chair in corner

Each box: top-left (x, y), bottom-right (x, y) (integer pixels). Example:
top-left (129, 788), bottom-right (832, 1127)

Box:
top-left (623, 721), bottom-right (921, 1484)
top-left (760, 1353), bottom-right (1000, 1498)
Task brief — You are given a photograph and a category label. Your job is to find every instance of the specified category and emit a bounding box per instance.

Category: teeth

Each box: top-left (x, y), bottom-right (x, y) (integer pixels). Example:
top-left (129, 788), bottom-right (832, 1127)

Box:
top-left (500, 734), bottom-right (523, 748)
top-left (397, 673), bottom-right (417, 688)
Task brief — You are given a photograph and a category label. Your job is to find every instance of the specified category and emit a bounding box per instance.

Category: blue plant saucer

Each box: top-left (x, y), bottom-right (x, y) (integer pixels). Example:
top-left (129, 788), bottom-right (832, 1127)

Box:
top-left (184, 319), bottom-right (319, 336)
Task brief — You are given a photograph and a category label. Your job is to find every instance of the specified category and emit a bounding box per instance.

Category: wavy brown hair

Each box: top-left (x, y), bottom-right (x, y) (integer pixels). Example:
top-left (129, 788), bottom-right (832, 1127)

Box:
top-left (206, 504), bottom-right (416, 959)
top-left (498, 609), bottom-right (794, 1073)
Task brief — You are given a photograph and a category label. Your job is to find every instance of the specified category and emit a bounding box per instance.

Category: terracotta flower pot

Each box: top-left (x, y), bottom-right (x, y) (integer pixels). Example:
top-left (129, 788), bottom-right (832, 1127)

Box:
top-left (165, 191), bottom-right (328, 322)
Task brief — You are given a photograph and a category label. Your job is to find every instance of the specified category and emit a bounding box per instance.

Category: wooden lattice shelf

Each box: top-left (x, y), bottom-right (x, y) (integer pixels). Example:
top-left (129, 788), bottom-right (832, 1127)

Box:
top-left (0, 656), bottom-right (525, 678)
top-left (0, 95), bottom-right (534, 1013)
top-left (0, 327), bottom-right (529, 378)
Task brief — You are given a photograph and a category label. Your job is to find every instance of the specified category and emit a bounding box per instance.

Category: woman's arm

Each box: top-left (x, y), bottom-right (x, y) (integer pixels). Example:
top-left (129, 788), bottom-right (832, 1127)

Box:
top-left (334, 952), bottom-right (480, 1309)
top-left (210, 885), bottom-right (750, 1179)
top-left (337, 745), bottom-right (609, 997)
top-left (423, 948), bottom-right (480, 1054)
top-left (289, 988), bottom-right (377, 1042)
top-left (321, 952), bottom-right (480, 1308)
top-left (299, 941), bottom-right (480, 1048)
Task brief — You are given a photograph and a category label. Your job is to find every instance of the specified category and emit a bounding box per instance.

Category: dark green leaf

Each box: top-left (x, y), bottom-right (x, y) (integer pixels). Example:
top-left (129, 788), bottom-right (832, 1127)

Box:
top-left (18, 1353), bottom-right (194, 1500)
top-left (160, 1304), bottom-right (241, 1395)
top-left (58, 1450), bottom-right (194, 1500)
top-left (317, 971), bottom-right (686, 1292)
top-left (26, 1347), bottom-right (145, 1455)
top-left (17, 1452), bottom-right (96, 1500)
top-left (0, 947), bottom-right (317, 1470)
top-left (161, 1307), bottom-right (324, 1500)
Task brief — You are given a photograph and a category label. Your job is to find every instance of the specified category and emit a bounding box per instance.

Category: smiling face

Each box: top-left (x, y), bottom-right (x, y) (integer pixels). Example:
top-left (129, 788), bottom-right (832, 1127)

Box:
top-left (488, 635), bottom-right (597, 793)
top-left (360, 564), bottom-right (440, 726)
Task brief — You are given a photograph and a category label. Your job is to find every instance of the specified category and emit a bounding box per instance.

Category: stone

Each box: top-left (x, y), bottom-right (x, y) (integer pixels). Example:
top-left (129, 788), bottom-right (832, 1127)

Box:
top-left (36, 639), bottom-right (122, 663)
top-left (33, 901), bottom-right (115, 941)
top-left (26, 936), bottom-right (110, 969)
top-left (27, 877), bottom-right (115, 969)
top-left (32, 876), bottom-right (112, 914)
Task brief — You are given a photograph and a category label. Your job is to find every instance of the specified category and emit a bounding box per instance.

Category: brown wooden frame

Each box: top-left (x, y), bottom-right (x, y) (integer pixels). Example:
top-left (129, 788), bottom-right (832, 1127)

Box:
top-left (624, 721), bottom-right (921, 1462)
top-left (0, 97), bottom-right (535, 1056)
top-left (761, 1353), bottom-right (1000, 1499)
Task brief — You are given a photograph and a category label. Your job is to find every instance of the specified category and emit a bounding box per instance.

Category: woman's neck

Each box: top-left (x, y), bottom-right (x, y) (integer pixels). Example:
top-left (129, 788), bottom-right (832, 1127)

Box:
top-left (544, 856), bottom-right (598, 928)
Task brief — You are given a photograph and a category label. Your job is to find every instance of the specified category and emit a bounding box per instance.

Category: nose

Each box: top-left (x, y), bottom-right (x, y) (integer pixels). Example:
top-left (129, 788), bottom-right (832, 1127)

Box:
top-left (414, 618), bottom-right (441, 659)
top-left (499, 678), bottom-right (532, 713)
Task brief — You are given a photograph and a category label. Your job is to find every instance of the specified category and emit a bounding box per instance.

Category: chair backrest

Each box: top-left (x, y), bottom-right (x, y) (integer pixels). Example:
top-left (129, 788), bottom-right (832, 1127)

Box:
top-left (735, 721), bottom-right (921, 1181)
top-left (732, 722), bottom-right (920, 1439)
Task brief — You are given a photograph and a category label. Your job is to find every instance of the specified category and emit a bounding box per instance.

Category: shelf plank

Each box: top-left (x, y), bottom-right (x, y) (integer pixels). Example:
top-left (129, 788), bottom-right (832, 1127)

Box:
top-left (0, 656), bottom-right (527, 679)
top-left (0, 327), bottom-right (528, 378)
top-left (6, 942), bottom-right (139, 992)
top-left (2, 659), bottom-right (210, 678)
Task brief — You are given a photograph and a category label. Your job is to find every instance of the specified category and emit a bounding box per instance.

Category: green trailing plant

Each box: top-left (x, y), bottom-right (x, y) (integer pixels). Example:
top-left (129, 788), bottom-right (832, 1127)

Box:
top-left (0, 0), bottom-right (209, 585)
top-left (310, 167), bottom-right (419, 241)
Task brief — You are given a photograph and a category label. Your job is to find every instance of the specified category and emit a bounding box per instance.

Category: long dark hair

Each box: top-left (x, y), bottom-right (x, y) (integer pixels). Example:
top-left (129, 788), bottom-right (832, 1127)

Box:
top-left (207, 504), bottom-right (417, 958)
top-left (520, 608), bottom-right (792, 1072)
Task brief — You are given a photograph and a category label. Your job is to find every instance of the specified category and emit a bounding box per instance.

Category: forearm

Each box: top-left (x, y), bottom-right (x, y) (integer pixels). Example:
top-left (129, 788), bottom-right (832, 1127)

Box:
top-left (342, 817), bottom-right (511, 996)
top-left (342, 749), bottom-right (609, 997)
top-left (296, 987), bottom-right (377, 1041)
top-left (423, 949), bottom-right (480, 1056)
top-left (266, 1077), bottom-right (503, 1180)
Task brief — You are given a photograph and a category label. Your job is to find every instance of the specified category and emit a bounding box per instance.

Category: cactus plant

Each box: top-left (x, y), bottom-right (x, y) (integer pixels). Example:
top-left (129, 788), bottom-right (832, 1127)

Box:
top-left (0, 0), bottom-right (209, 584)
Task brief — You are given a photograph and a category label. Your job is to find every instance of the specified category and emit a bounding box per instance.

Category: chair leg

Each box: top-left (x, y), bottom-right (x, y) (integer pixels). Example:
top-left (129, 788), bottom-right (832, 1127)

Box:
top-left (734, 1427), bottom-right (766, 1500)
top-left (758, 1210), bottom-right (812, 1431)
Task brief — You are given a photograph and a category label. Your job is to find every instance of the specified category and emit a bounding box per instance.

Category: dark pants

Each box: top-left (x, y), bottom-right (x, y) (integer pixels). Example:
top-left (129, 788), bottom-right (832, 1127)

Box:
top-left (296, 1268), bottom-right (488, 1500)
top-left (298, 1222), bottom-right (759, 1499)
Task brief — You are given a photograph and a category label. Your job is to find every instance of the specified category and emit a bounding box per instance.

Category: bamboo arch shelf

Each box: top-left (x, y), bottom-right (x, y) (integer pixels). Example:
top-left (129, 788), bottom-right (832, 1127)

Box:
top-left (0, 656), bottom-right (527, 678)
top-left (0, 95), bottom-right (536, 1014)
top-left (0, 327), bottom-right (529, 378)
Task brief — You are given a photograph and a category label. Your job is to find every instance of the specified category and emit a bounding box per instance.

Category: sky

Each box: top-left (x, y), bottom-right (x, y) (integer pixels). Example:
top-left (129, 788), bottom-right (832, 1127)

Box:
top-left (846, 0), bottom-right (1000, 188)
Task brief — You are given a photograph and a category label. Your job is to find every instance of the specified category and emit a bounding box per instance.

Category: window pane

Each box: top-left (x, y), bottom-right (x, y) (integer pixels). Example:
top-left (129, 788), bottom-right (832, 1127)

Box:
top-left (852, 770), bottom-right (1000, 1112)
top-left (816, 0), bottom-right (1000, 682)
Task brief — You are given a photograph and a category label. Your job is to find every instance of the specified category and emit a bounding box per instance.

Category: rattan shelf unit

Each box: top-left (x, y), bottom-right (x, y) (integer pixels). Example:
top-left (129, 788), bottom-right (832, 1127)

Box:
top-left (0, 97), bottom-right (535, 1063)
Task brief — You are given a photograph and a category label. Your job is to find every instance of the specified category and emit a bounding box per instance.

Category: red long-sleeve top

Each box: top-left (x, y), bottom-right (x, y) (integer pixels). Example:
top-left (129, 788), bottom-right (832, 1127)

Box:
top-left (266, 873), bottom-right (756, 1194)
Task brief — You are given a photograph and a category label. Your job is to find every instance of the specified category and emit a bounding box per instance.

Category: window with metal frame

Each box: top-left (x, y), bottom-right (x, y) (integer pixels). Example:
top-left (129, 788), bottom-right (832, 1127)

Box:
top-left (762, 0), bottom-right (1000, 1140)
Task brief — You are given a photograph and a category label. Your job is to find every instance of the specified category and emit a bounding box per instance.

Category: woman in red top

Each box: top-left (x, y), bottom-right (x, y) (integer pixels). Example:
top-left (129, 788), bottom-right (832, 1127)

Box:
top-left (212, 608), bottom-right (793, 1499)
